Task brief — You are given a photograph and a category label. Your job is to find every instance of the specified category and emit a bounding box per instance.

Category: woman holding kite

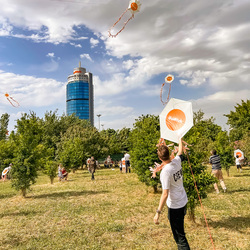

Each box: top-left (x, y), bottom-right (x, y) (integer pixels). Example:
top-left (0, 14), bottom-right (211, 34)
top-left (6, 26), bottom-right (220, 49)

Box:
top-left (153, 138), bottom-right (190, 250)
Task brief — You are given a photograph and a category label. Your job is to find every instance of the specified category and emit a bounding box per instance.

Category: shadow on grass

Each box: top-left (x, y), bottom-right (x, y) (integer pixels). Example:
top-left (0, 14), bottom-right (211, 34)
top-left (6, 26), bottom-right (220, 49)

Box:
top-left (0, 210), bottom-right (39, 219)
top-left (233, 174), bottom-right (250, 177)
top-left (226, 187), bottom-right (250, 194)
top-left (31, 190), bottom-right (110, 199)
top-left (0, 193), bottom-right (17, 199)
top-left (210, 215), bottom-right (250, 233)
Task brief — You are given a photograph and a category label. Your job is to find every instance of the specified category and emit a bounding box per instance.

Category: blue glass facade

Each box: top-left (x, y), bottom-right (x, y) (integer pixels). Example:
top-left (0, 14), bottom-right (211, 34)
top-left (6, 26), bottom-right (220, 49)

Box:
top-left (66, 81), bottom-right (90, 120)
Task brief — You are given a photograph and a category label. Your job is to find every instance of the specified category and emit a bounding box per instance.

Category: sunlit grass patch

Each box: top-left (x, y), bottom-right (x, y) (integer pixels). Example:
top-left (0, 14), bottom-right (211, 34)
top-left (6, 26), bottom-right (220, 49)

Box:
top-left (0, 167), bottom-right (249, 249)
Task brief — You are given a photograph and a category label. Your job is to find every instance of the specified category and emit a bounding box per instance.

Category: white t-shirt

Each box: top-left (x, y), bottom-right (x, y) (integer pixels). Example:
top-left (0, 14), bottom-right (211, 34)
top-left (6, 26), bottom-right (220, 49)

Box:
top-left (235, 158), bottom-right (241, 165)
top-left (160, 155), bottom-right (188, 209)
top-left (124, 153), bottom-right (130, 161)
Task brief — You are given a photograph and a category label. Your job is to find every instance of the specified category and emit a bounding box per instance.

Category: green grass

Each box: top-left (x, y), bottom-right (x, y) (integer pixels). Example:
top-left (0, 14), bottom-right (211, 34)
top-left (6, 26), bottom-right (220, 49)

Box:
top-left (0, 166), bottom-right (249, 249)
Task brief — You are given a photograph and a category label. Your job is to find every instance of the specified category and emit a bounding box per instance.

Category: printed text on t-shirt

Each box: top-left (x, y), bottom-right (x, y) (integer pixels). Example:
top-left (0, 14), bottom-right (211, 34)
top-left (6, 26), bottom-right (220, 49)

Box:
top-left (173, 169), bottom-right (183, 182)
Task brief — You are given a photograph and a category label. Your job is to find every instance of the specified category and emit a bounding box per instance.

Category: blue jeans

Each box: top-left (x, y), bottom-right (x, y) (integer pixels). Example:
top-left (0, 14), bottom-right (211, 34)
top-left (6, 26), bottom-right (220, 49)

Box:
top-left (168, 205), bottom-right (190, 250)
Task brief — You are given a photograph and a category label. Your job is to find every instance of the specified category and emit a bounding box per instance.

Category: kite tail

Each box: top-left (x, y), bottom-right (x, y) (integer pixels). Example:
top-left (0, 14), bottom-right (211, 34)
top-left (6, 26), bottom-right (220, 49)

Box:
top-left (160, 82), bottom-right (171, 105)
top-left (7, 97), bottom-right (20, 107)
top-left (108, 9), bottom-right (134, 38)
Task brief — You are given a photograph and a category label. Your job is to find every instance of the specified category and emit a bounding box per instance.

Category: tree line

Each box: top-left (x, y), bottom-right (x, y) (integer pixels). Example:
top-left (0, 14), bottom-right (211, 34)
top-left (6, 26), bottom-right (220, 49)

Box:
top-left (0, 100), bottom-right (249, 219)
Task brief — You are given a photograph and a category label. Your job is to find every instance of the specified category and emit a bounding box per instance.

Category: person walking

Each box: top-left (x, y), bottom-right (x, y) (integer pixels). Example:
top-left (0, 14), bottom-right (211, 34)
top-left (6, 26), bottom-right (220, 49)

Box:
top-left (209, 150), bottom-right (227, 193)
top-left (154, 138), bottom-right (190, 250)
top-left (89, 156), bottom-right (97, 180)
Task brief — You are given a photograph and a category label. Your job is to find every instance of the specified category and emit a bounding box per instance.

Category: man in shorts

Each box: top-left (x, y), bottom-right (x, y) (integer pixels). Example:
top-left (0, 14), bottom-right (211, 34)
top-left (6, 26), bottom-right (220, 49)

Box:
top-left (209, 150), bottom-right (227, 193)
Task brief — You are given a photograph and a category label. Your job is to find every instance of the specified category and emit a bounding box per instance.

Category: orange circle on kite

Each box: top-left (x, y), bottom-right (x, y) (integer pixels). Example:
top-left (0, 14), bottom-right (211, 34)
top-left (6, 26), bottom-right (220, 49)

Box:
top-left (166, 109), bottom-right (186, 131)
top-left (5, 93), bottom-right (9, 97)
top-left (2, 169), bottom-right (8, 175)
top-left (167, 76), bottom-right (173, 82)
top-left (236, 152), bottom-right (242, 158)
top-left (131, 2), bottom-right (138, 11)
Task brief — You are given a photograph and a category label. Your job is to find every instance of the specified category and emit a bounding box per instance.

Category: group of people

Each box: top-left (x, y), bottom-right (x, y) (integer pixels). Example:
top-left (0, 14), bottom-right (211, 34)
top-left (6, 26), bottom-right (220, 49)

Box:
top-left (120, 152), bottom-right (131, 173)
top-left (58, 164), bottom-right (68, 181)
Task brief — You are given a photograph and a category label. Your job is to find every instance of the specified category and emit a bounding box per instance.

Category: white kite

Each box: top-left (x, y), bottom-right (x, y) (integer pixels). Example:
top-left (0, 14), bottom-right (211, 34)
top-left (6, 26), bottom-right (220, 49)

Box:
top-left (159, 98), bottom-right (193, 143)
top-left (108, 0), bottom-right (142, 38)
top-left (234, 149), bottom-right (244, 160)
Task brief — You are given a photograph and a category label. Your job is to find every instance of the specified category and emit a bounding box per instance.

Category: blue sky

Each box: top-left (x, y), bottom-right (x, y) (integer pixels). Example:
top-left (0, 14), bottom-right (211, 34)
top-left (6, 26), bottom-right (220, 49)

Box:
top-left (0, 0), bottom-right (250, 132)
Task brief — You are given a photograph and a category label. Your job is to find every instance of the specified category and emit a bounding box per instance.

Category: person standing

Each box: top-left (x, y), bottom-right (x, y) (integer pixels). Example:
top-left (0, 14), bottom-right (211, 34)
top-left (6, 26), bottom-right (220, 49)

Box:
top-left (106, 155), bottom-right (112, 168)
top-left (1, 164), bottom-right (12, 182)
top-left (154, 138), bottom-right (190, 250)
top-left (209, 150), bottom-right (227, 193)
top-left (121, 157), bottom-right (126, 173)
top-left (58, 164), bottom-right (63, 181)
top-left (89, 156), bottom-right (97, 180)
top-left (235, 155), bottom-right (242, 173)
top-left (124, 152), bottom-right (131, 173)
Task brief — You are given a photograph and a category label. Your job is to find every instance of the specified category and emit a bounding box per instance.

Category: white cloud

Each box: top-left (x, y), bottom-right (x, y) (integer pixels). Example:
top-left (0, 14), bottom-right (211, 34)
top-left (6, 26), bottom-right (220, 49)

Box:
top-left (0, 18), bottom-right (13, 36)
top-left (90, 37), bottom-right (99, 48)
top-left (0, 70), bottom-right (65, 107)
top-left (46, 52), bottom-right (55, 58)
top-left (70, 42), bottom-right (82, 48)
top-left (80, 53), bottom-right (93, 62)
top-left (192, 89), bottom-right (250, 129)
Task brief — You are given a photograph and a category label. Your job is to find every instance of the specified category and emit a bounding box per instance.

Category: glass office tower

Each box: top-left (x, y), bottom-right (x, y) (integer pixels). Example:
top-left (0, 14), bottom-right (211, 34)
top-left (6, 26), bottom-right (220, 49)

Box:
top-left (66, 62), bottom-right (94, 125)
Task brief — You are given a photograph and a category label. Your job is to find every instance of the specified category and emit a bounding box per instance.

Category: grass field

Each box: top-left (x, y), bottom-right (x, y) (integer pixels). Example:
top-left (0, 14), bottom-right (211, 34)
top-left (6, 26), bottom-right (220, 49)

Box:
top-left (0, 166), bottom-right (249, 250)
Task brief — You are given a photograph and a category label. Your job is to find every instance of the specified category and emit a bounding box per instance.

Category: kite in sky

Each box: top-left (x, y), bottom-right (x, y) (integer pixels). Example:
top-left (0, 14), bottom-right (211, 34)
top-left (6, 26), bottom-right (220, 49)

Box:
top-left (4, 93), bottom-right (20, 107)
top-left (160, 74), bottom-right (174, 105)
top-left (159, 98), bottom-right (193, 143)
top-left (108, 0), bottom-right (141, 38)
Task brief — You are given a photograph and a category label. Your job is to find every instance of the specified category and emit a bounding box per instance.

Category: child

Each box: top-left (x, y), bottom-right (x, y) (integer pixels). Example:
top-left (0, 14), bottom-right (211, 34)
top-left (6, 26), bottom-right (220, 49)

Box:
top-left (58, 164), bottom-right (63, 181)
top-left (235, 155), bottom-right (242, 173)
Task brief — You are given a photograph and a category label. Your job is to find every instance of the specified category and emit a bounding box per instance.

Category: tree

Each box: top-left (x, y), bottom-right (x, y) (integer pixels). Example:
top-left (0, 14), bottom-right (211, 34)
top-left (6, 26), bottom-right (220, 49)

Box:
top-left (100, 128), bottom-right (120, 155)
top-left (118, 127), bottom-right (131, 153)
top-left (129, 115), bottom-right (160, 192)
top-left (214, 131), bottom-right (234, 176)
top-left (0, 113), bottom-right (10, 140)
top-left (0, 139), bottom-right (15, 174)
top-left (225, 99), bottom-right (250, 141)
top-left (44, 160), bottom-right (58, 184)
top-left (181, 153), bottom-right (216, 222)
top-left (185, 110), bottom-right (222, 164)
top-left (56, 124), bottom-right (104, 172)
top-left (11, 112), bottom-right (44, 197)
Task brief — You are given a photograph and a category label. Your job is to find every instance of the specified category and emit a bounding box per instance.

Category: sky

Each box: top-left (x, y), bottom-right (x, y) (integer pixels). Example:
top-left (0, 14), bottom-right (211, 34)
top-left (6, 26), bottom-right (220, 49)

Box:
top-left (0, 0), bottom-right (250, 132)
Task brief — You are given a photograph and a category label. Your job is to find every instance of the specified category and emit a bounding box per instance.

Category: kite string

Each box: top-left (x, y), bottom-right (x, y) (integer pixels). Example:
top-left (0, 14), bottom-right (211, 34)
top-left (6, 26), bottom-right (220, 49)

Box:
top-left (108, 9), bottom-right (134, 38)
top-left (160, 82), bottom-right (171, 105)
top-left (185, 152), bottom-right (216, 250)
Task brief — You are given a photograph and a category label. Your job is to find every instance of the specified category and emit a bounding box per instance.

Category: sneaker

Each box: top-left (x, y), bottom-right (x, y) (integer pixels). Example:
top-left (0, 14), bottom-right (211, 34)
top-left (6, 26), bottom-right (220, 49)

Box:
top-left (216, 190), bottom-right (220, 194)
top-left (223, 188), bottom-right (227, 193)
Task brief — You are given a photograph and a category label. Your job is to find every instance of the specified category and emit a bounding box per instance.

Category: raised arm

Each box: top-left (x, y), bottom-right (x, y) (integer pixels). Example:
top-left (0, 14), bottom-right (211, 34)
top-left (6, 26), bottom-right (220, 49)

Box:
top-left (177, 137), bottom-right (183, 156)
